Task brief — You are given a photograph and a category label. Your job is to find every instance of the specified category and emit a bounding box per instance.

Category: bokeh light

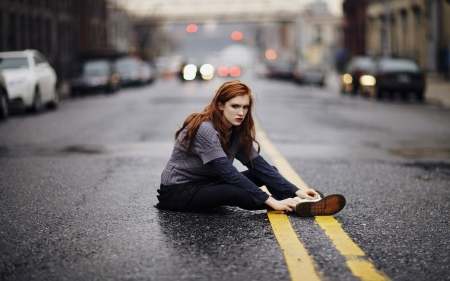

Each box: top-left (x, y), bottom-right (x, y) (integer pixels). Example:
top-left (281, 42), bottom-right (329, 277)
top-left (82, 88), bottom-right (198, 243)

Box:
top-left (183, 64), bottom-right (197, 80)
top-left (231, 31), bottom-right (243, 41)
top-left (200, 64), bottom-right (214, 80)
top-left (186, 23), bottom-right (198, 33)
top-left (265, 49), bottom-right (277, 60)
top-left (217, 66), bottom-right (230, 76)
top-left (229, 66), bottom-right (241, 77)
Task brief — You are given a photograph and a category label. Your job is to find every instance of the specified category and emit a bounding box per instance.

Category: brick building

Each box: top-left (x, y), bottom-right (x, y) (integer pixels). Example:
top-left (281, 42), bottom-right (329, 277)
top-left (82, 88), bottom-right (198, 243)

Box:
top-left (366, 0), bottom-right (450, 74)
top-left (342, 0), bottom-right (367, 57)
top-left (0, 0), bottom-right (76, 83)
top-left (0, 0), bottom-right (134, 85)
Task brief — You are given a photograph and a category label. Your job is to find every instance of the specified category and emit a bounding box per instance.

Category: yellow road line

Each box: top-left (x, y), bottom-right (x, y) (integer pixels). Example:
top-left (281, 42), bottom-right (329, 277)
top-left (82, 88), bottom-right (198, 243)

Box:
top-left (256, 127), bottom-right (389, 281)
top-left (316, 217), bottom-right (389, 281)
top-left (267, 211), bottom-right (321, 281)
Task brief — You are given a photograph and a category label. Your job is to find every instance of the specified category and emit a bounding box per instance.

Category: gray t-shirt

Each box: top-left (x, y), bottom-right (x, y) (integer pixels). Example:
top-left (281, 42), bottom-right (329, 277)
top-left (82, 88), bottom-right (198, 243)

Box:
top-left (161, 121), bottom-right (259, 186)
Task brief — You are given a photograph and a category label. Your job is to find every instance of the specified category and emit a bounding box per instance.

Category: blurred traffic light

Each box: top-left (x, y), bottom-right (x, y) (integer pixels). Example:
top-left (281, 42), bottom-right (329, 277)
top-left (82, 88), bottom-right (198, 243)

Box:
top-left (186, 24), bottom-right (198, 33)
top-left (229, 66), bottom-right (241, 77)
top-left (218, 66), bottom-right (230, 76)
top-left (231, 31), bottom-right (243, 41)
top-left (265, 49), bottom-right (277, 60)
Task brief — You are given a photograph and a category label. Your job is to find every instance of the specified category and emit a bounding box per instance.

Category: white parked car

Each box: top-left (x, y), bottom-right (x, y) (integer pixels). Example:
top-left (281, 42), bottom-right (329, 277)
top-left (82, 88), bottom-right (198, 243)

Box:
top-left (0, 50), bottom-right (58, 113)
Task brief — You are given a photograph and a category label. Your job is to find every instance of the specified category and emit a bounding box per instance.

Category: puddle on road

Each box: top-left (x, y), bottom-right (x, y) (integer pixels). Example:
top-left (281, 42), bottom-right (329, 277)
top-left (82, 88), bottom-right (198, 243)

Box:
top-left (388, 148), bottom-right (450, 159)
top-left (403, 161), bottom-right (450, 179)
top-left (61, 145), bottom-right (106, 154)
top-left (0, 142), bottom-right (174, 158)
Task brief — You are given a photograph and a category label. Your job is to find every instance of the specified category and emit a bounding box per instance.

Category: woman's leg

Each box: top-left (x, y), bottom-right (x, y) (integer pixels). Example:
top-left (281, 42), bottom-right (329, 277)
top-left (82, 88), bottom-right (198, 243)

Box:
top-left (184, 184), bottom-right (268, 212)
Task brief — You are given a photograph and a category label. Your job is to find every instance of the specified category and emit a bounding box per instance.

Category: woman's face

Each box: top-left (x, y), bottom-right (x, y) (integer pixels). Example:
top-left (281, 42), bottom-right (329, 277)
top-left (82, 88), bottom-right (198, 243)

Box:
top-left (218, 95), bottom-right (250, 129)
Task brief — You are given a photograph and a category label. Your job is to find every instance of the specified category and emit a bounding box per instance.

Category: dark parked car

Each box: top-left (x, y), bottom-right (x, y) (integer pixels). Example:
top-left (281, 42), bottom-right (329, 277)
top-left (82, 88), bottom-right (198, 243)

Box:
top-left (71, 59), bottom-right (120, 96)
top-left (115, 57), bottom-right (151, 86)
top-left (140, 61), bottom-right (156, 84)
top-left (266, 60), bottom-right (295, 79)
top-left (293, 59), bottom-right (326, 87)
top-left (340, 56), bottom-right (374, 94)
top-left (0, 73), bottom-right (9, 119)
top-left (359, 57), bottom-right (426, 100)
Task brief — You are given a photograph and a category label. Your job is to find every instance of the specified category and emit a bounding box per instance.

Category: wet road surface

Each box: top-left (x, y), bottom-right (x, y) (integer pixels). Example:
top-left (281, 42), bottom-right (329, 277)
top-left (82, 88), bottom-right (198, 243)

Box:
top-left (1, 74), bottom-right (450, 280)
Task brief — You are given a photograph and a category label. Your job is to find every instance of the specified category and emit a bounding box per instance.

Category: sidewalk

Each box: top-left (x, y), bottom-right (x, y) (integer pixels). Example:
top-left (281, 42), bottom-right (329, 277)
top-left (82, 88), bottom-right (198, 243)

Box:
top-left (425, 73), bottom-right (450, 108)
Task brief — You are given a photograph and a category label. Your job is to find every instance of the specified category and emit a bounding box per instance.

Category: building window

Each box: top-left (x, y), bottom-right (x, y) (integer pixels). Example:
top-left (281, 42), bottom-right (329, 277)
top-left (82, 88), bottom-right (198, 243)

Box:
top-left (8, 14), bottom-right (17, 50)
top-left (46, 19), bottom-right (52, 55)
top-left (36, 18), bottom-right (41, 51)
top-left (29, 17), bottom-right (34, 49)
top-left (21, 16), bottom-right (27, 49)
top-left (401, 10), bottom-right (408, 31)
top-left (91, 0), bottom-right (100, 17)
top-left (413, 7), bottom-right (421, 26)
top-left (316, 25), bottom-right (322, 44)
top-left (0, 13), bottom-right (3, 51)
top-left (389, 16), bottom-right (396, 56)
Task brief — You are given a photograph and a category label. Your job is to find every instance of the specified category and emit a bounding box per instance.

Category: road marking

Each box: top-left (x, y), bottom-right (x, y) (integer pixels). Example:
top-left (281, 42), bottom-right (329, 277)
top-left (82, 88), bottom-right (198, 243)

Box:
top-left (256, 128), bottom-right (389, 281)
top-left (315, 217), bottom-right (389, 281)
top-left (267, 211), bottom-right (321, 281)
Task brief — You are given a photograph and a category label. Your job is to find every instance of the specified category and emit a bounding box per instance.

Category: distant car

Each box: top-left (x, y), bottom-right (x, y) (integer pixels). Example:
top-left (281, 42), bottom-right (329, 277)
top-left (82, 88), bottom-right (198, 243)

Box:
top-left (140, 61), bottom-right (156, 84)
top-left (293, 60), bottom-right (326, 87)
top-left (114, 57), bottom-right (148, 86)
top-left (71, 59), bottom-right (120, 96)
top-left (254, 61), bottom-right (270, 78)
top-left (359, 57), bottom-right (426, 100)
top-left (180, 57), bottom-right (215, 81)
top-left (216, 65), bottom-right (240, 79)
top-left (0, 49), bottom-right (58, 113)
top-left (266, 61), bottom-right (295, 79)
top-left (340, 56), bottom-right (374, 95)
top-left (0, 73), bottom-right (9, 119)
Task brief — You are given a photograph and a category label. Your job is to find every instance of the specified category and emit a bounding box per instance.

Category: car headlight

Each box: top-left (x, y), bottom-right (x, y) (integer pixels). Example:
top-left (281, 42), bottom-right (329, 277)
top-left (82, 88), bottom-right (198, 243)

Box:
top-left (200, 64), bottom-right (214, 80)
top-left (341, 73), bottom-right (352, 84)
top-left (183, 64), bottom-right (197, 80)
top-left (360, 75), bottom-right (376, 86)
top-left (6, 75), bottom-right (28, 88)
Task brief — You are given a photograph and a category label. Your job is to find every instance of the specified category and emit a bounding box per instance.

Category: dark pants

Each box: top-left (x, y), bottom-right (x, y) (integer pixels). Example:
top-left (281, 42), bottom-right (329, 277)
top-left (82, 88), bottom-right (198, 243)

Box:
top-left (183, 169), bottom-right (293, 212)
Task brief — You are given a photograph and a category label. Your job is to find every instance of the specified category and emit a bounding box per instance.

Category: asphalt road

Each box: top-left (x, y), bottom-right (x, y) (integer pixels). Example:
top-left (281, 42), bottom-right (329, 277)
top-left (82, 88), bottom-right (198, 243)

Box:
top-left (1, 73), bottom-right (450, 281)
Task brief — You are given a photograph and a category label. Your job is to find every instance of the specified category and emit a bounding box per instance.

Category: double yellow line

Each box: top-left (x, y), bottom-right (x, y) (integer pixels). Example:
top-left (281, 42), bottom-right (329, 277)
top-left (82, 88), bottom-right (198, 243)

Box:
top-left (257, 128), bottom-right (389, 281)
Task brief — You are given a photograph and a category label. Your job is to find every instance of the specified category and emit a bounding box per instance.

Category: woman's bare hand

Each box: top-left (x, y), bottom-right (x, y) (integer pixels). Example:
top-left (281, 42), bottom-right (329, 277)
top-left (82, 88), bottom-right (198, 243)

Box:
top-left (295, 189), bottom-right (320, 200)
top-left (265, 197), bottom-right (299, 212)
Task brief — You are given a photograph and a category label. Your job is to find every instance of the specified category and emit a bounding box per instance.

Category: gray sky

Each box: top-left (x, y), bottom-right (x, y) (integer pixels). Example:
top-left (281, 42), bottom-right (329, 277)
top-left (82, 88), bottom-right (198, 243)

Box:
top-left (307, 0), bottom-right (343, 15)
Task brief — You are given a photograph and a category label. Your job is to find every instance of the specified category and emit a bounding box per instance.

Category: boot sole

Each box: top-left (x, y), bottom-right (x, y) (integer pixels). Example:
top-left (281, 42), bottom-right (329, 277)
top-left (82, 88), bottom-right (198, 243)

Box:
top-left (295, 194), bottom-right (346, 217)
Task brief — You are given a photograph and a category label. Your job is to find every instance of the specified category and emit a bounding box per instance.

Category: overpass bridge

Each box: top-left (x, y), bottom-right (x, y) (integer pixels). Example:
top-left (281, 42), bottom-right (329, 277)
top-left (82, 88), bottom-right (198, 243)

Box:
top-left (112, 0), bottom-right (340, 66)
top-left (113, 0), bottom-right (314, 23)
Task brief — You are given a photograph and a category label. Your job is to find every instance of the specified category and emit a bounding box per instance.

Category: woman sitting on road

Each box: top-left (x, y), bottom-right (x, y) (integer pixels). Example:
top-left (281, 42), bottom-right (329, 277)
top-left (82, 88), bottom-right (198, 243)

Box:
top-left (157, 80), bottom-right (346, 216)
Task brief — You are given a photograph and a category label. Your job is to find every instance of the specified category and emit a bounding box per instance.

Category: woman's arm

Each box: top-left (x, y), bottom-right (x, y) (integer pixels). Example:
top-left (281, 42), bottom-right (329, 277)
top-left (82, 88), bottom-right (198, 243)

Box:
top-left (209, 157), bottom-right (314, 211)
top-left (245, 156), bottom-right (319, 200)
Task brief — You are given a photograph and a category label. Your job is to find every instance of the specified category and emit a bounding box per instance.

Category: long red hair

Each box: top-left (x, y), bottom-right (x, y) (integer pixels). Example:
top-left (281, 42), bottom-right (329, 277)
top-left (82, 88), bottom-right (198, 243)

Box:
top-left (175, 80), bottom-right (260, 160)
